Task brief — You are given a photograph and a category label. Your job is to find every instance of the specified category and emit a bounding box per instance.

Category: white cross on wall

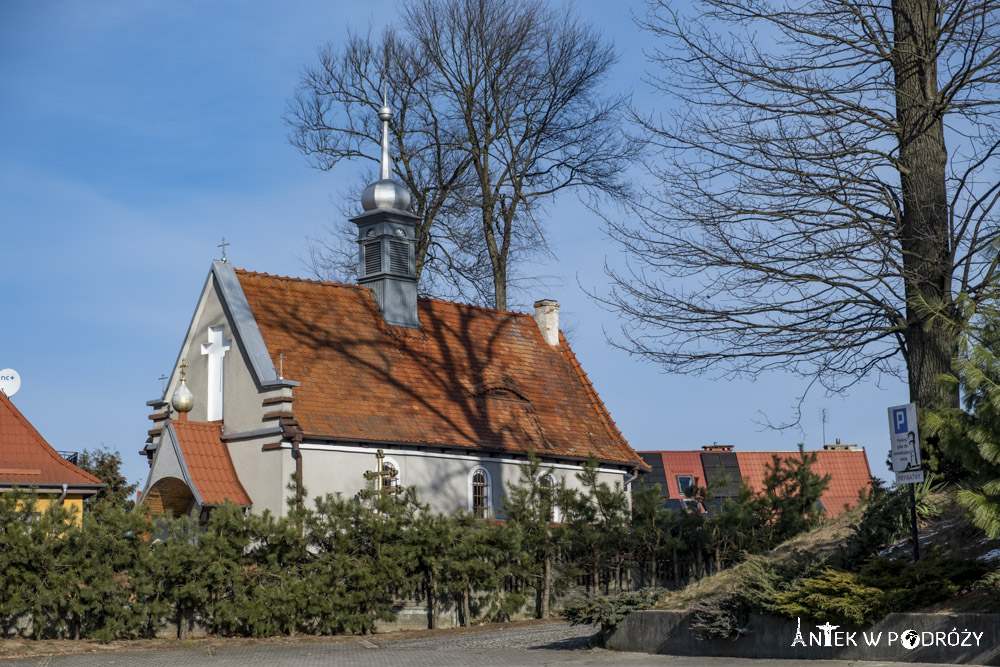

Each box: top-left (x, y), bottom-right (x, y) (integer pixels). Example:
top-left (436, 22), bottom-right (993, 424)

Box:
top-left (201, 326), bottom-right (231, 421)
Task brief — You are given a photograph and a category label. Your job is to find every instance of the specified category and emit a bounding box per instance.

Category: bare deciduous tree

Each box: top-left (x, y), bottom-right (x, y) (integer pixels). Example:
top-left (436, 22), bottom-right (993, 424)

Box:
top-left (287, 28), bottom-right (471, 297)
top-left (604, 0), bottom-right (1000, 409)
top-left (288, 0), bottom-right (633, 310)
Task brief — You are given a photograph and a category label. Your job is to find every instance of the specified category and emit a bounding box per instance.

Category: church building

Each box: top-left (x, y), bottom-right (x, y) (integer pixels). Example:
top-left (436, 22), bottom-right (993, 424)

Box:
top-left (138, 102), bottom-right (647, 519)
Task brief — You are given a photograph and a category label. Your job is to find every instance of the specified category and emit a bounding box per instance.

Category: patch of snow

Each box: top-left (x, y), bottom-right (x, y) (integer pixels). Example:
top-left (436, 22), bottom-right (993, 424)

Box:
top-left (878, 541), bottom-right (907, 557)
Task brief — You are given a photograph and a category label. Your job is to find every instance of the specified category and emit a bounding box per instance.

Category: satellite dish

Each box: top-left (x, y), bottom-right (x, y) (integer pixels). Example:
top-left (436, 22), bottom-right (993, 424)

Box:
top-left (0, 369), bottom-right (21, 397)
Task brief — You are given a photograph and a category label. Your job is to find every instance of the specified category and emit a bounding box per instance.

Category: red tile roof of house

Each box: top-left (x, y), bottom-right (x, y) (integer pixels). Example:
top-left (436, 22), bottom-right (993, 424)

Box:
top-left (236, 270), bottom-right (646, 469)
top-left (172, 420), bottom-right (251, 506)
top-left (736, 450), bottom-right (872, 517)
top-left (0, 392), bottom-right (102, 488)
top-left (648, 451), bottom-right (707, 498)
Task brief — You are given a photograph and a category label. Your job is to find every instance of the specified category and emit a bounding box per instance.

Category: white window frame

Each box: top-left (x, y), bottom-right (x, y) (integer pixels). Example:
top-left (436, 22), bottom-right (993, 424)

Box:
top-left (681, 498), bottom-right (701, 513)
top-left (468, 465), bottom-right (492, 517)
top-left (540, 473), bottom-right (561, 523)
top-left (676, 475), bottom-right (694, 496)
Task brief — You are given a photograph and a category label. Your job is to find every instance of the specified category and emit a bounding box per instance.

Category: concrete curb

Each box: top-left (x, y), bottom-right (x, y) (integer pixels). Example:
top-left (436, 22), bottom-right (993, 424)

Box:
top-left (606, 610), bottom-right (1000, 665)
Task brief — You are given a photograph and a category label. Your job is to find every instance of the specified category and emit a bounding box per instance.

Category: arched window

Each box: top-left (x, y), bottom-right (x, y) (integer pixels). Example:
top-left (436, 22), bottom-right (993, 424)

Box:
top-left (468, 466), bottom-right (492, 518)
top-left (539, 474), bottom-right (560, 522)
top-left (381, 456), bottom-right (401, 489)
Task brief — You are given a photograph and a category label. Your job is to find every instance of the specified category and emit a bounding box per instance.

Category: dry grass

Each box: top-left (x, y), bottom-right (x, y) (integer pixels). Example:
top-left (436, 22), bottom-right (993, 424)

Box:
top-left (654, 490), bottom-right (1000, 613)
top-left (654, 506), bottom-right (861, 610)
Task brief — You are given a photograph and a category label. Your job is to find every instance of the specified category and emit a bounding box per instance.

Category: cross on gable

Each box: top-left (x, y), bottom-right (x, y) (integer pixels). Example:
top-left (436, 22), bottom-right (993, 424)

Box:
top-left (201, 326), bottom-right (231, 421)
top-left (201, 327), bottom-right (232, 359)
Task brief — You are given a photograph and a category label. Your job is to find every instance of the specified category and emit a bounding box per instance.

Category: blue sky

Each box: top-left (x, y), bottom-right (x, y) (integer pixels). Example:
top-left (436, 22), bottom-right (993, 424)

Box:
top-left (0, 0), bottom-right (903, 489)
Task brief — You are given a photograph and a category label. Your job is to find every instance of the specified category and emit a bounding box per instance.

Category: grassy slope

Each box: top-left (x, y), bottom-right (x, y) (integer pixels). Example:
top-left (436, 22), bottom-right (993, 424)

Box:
top-left (656, 490), bottom-right (1000, 613)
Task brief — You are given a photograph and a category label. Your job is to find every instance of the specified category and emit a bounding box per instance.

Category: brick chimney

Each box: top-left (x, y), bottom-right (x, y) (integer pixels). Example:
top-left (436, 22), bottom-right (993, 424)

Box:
top-left (533, 299), bottom-right (560, 346)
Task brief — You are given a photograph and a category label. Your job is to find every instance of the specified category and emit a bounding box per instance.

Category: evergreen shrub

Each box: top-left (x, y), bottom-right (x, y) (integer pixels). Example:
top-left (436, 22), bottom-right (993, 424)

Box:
top-left (689, 592), bottom-right (750, 640)
top-left (774, 554), bottom-right (988, 626)
top-left (562, 589), bottom-right (660, 632)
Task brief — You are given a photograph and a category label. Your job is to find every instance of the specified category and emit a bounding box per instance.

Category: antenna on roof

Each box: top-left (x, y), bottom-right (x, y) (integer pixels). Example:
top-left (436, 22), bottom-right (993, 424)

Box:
top-left (0, 368), bottom-right (21, 397)
top-left (821, 407), bottom-right (828, 446)
top-left (218, 237), bottom-right (229, 263)
top-left (158, 373), bottom-right (168, 392)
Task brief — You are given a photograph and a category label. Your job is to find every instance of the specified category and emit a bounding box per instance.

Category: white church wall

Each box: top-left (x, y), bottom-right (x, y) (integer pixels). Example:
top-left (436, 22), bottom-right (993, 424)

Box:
top-left (223, 439), bottom-right (294, 517)
top-left (289, 442), bottom-right (631, 518)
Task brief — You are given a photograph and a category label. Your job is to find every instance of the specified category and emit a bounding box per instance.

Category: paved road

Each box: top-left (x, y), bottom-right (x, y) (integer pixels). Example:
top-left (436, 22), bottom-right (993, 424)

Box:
top-left (1, 623), bottom-right (965, 666)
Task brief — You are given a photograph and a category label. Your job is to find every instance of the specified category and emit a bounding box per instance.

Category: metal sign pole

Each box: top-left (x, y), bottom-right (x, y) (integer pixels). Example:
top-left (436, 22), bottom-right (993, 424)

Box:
top-left (888, 402), bottom-right (923, 562)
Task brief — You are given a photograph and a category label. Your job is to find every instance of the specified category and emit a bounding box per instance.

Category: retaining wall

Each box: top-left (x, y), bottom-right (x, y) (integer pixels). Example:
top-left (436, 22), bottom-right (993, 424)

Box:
top-left (607, 610), bottom-right (1000, 665)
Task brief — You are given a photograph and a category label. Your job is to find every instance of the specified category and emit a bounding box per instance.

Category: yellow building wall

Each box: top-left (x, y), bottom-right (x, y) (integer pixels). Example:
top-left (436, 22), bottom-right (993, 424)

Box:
top-left (12, 494), bottom-right (87, 527)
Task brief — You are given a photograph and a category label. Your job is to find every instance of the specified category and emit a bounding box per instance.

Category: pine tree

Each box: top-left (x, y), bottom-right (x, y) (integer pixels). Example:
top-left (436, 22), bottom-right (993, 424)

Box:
top-left (76, 447), bottom-right (138, 511)
top-left (761, 445), bottom-right (831, 546)
top-left (629, 482), bottom-right (678, 588)
top-left (929, 290), bottom-right (1000, 536)
top-left (503, 453), bottom-right (566, 617)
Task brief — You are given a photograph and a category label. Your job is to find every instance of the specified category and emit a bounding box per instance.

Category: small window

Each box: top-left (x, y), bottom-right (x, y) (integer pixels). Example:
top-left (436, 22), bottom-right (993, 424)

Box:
top-left (469, 466), bottom-right (491, 518)
top-left (539, 474), bottom-right (559, 522)
top-left (381, 456), bottom-right (400, 489)
top-left (677, 475), bottom-right (694, 496)
top-left (681, 498), bottom-right (701, 513)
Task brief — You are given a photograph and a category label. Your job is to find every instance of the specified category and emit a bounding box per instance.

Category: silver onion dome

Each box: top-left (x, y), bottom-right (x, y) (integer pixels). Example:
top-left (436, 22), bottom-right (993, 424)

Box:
top-left (361, 179), bottom-right (411, 211)
top-left (360, 100), bottom-right (411, 211)
top-left (171, 361), bottom-right (194, 413)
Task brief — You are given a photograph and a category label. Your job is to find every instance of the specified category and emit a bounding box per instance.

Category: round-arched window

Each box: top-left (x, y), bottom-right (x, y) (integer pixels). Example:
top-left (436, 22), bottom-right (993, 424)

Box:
top-left (382, 456), bottom-right (400, 488)
top-left (469, 466), bottom-right (492, 518)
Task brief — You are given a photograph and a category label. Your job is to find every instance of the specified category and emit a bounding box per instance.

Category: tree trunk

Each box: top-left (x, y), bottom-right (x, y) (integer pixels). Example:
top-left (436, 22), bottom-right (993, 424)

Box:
top-left (428, 576), bottom-right (439, 630)
top-left (462, 584), bottom-right (471, 628)
top-left (672, 547), bottom-right (679, 588)
top-left (541, 552), bottom-right (552, 618)
top-left (892, 0), bottom-right (959, 411)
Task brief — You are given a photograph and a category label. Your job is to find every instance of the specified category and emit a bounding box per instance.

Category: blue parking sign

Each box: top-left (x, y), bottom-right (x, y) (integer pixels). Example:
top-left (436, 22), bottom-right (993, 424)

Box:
top-left (892, 407), bottom-right (908, 434)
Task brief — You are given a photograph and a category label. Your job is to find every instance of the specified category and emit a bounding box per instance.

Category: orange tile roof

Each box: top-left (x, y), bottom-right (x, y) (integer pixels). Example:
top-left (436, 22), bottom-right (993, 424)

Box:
top-left (235, 270), bottom-right (645, 469)
top-left (0, 392), bottom-right (102, 488)
top-left (651, 451), bottom-right (707, 498)
top-left (735, 450), bottom-right (872, 517)
top-left (172, 420), bottom-right (251, 506)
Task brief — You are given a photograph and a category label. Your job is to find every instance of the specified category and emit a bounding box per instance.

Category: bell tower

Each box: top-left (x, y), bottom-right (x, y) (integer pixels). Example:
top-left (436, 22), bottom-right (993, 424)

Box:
top-left (349, 98), bottom-right (421, 328)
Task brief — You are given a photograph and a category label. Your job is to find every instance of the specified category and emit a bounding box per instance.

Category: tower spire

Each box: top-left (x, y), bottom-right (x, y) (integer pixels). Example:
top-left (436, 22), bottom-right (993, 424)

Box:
top-left (351, 92), bottom-right (421, 329)
top-left (379, 88), bottom-right (391, 181)
top-left (360, 93), bottom-right (410, 212)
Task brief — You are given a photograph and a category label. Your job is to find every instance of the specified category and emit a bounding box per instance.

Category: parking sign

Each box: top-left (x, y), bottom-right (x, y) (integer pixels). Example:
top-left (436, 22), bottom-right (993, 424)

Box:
top-left (887, 403), bottom-right (923, 484)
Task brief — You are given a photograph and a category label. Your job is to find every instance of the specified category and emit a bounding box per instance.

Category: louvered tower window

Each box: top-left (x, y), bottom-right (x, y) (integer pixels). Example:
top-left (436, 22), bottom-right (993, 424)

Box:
top-left (364, 240), bottom-right (381, 276)
top-left (389, 240), bottom-right (409, 275)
